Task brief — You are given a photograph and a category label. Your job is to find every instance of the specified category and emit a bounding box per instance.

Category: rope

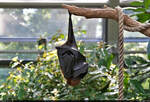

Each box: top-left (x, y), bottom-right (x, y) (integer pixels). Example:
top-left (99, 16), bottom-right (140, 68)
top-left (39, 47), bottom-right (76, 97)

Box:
top-left (115, 6), bottom-right (150, 100)
top-left (115, 6), bottom-right (124, 100)
top-left (124, 23), bottom-right (150, 32)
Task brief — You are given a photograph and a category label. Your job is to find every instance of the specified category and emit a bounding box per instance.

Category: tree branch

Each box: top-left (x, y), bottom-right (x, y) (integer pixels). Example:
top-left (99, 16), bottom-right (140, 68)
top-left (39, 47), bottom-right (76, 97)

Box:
top-left (62, 4), bottom-right (150, 37)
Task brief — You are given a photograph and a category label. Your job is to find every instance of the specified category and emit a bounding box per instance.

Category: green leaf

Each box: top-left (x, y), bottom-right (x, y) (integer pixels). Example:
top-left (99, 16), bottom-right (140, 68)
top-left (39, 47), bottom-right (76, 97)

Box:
top-left (18, 84), bottom-right (25, 100)
top-left (111, 66), bottom-right (117, 75)
top-left (130, 79), bottom-right (145, 94)
top-left (12, 56), bottom-right (18, 62)
top-left (98, 59), bottom-right (107, 67)
top-left (142, 78), bottom-right (150, 89)
top-left (135, 56), bottom-right (148, 64)
top-left (81, 30), bottom-right (87, 34)
top-left (136, 13), bottom-right (150, 23)
top-left (59, 34), bottom-right (64, 39)
top-left (106, 54), bottom-right (114, 69)
top-left (144, 0), bottom-right (150, 9)
top-left (148, 54), bottom-right (150, 60)
top-left (130, 1), bottom-right (143, 7)
top-left (124, 72), bottom-right (129, 89)
top-left (133, 8), bottom-right (146, 12)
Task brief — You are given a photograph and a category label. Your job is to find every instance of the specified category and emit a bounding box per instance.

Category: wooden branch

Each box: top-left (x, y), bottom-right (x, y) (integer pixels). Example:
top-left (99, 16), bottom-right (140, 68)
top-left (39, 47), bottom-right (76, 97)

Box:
top-left (62, 4), bottom-right (150, 37)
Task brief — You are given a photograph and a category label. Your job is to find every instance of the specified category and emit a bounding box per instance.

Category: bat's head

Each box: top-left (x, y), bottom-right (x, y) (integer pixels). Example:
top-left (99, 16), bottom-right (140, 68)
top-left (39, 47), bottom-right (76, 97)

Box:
top-left (66, 78), bottom-right (81, 86)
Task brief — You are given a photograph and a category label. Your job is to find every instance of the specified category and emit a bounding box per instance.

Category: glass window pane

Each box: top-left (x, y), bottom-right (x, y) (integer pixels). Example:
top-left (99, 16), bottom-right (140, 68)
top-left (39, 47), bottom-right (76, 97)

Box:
top-left (121, 0), bottom-right (143, 3)
top-left (124, 42), bottom-right (148, 58)
top-left (0, 41), bottom-right (39, 60)
top-left (0, 53), bottom-right (38, 60)
top-left (0, 8), bottom-right (102, 39)
top-left (0, 42), bottom-right (37, 50)
top-left (0, 68), bottom-right (12, 84)
top-left (124, 42), bottom-right (148, 52)
top-left (124, 31), bottom-right (147, 38)
top-left (0, 0), bottom-right (108, 3)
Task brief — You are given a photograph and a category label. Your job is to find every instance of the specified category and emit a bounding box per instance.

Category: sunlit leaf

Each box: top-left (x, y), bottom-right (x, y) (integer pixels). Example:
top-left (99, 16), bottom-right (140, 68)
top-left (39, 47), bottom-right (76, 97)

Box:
top-left (59, 34), bottom-right (64, 39)
top-left (133, 8), bottom-right (146, 12)
top-left (12, 57), bottom-right (18, 62)
top-left (81, 30), bottom-right (87, 34)
top-left (130, 1), bottom-right (143, 7)
top-left (142, 78), bottom-right (150, 89)
top-left (38, 45), bottom-right (43, 50)
top-left (144, 0), bottom-right (150, 9)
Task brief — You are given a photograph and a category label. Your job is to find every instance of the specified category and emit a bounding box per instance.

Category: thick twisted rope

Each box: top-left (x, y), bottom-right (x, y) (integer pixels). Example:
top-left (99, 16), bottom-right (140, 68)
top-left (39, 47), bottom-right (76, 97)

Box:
top-left (115, 6), bottom-right (124, 100)
top-left (124, 23), bottom-right (150, 32)
top-left (115, 6), bottom-right (150, 100)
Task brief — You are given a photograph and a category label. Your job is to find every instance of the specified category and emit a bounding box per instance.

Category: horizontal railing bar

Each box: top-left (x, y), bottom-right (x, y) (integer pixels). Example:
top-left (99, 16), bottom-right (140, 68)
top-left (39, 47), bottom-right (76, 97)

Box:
top-left (0, 37), bottom-right (103, 42)
top-left (0, 37), bottom-right (41, 42)
top-left (0, 2), bottom-right (106, 8)
top-left (0, 1), bottom-right (137, 8)
top-left (85, 50), bottom-right (147, 54)
top-left (77, 38), bottom-right (102, 42)
top-left (0, 50), bottom-right (147, 54)
top-left (124, 38), bottom-right (150, 42)
top-left (0, 50), bottom-right (44, 53)
top-left (0, 37), bottom-right (149, 42)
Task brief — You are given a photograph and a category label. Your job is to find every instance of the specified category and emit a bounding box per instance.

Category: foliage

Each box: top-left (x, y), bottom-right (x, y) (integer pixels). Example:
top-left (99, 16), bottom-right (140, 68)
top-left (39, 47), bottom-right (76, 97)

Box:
top-left (0, 33), bottom-right (150, 100)
top-left (124, 55), bottom-right (150, 100)
top-left (123, 0), bottom-right (150, 99)
top-left (0, 51), bottom-right (64, 100)
top-left (0, 2), bottom-right (150, 100)
top-left (128, 0), bottom-right (150, 23)
top-left (0, 34), bottom-right (119, 100)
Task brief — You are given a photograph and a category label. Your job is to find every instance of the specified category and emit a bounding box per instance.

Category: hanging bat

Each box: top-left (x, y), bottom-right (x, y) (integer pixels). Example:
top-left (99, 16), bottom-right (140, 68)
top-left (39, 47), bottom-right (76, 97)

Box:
top-left (56, 11), bottom-right (88, 86)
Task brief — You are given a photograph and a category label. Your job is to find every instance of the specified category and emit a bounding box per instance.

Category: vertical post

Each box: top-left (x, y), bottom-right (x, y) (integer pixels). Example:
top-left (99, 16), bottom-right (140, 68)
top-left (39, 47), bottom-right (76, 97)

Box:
top-left (105, 0), bottom-right (119, 64)
top-left (105, 0), bottom-right (124, 100)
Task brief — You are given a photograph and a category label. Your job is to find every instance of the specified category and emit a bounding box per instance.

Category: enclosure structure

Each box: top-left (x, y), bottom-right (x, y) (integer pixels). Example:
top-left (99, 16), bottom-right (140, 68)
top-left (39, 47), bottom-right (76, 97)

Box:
top-left (0, 0), bottom-right (149, 100)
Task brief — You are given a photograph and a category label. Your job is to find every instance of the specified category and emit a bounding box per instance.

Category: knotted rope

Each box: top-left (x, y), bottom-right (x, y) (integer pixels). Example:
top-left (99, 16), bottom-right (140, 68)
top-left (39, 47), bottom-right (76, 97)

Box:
top-left (115, 6), bottom-right (150, 100)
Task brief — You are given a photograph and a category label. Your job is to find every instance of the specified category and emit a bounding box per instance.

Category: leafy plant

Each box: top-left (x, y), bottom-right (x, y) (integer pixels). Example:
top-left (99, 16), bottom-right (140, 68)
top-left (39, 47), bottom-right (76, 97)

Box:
top-left (128, 0), bottom-right (150, 23)
top-left (124, 54), bottom-right (150, 100)
top-left (1, 33), bottom-right (150, 100)
top-left (0, 34), bottom-right (120, 100)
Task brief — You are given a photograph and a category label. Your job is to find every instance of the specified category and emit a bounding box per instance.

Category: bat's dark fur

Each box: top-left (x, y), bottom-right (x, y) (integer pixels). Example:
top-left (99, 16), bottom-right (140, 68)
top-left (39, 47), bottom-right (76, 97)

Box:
top-left (56, 11), bottom-right (88, 86)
